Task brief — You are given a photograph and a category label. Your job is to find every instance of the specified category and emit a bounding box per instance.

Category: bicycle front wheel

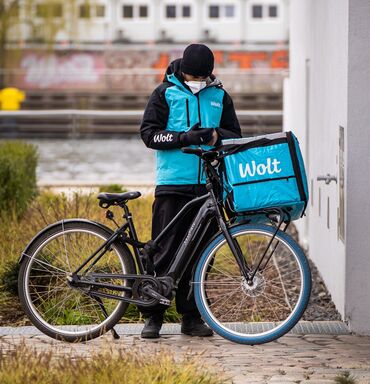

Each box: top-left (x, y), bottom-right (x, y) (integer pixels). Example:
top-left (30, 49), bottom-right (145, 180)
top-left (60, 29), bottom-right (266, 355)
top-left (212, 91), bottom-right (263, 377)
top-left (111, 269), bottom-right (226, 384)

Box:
top-left (18, 220), bottom-right (136, 342)
top-left (194, 223), bottom-right (311, 345)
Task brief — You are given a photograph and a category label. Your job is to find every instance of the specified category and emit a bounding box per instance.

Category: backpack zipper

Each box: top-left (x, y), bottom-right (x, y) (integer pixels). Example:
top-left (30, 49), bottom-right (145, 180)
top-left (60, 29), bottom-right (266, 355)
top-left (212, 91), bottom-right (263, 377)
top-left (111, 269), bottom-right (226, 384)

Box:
top-left (196, 93), bottom-right (202, 184)
top-left (185, 98), bottom-right (190, 127)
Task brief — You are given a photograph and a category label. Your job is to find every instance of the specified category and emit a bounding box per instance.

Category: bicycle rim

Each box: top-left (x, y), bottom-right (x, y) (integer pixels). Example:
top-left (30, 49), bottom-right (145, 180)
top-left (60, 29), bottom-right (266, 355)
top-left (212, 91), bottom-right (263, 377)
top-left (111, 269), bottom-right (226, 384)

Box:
top-left (22, 226), bottom-right (128, 339)
top-left (195, 225), bottom-right (311, 344)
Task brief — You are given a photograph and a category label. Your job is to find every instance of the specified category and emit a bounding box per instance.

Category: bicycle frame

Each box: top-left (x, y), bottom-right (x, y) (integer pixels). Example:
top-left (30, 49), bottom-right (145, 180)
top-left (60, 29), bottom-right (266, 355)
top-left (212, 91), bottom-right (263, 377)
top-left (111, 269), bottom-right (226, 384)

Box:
top-left (68, 155), bottom-right (288, 307)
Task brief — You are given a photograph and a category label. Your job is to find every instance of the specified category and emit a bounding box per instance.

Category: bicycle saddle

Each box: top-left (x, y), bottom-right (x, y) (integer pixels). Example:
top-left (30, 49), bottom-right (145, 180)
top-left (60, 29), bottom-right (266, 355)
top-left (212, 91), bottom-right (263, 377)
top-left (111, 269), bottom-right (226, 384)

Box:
top-left (97, 191), bottom-right (141, 207)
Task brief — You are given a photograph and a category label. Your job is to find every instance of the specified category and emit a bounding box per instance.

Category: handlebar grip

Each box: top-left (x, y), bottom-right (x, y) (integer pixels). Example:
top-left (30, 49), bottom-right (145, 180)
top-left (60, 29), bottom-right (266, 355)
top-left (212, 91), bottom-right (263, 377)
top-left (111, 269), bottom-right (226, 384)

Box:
top-left (181, 147), bottom-right (203, 156)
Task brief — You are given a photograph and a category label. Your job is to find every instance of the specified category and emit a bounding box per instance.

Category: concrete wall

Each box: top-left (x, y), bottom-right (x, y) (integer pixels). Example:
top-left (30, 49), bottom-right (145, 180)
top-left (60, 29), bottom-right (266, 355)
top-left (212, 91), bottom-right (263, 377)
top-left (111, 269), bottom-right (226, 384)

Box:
top-left (286, 0), bottom-right (370, 333)
top-left (345, 0), bottom-right (370, 334)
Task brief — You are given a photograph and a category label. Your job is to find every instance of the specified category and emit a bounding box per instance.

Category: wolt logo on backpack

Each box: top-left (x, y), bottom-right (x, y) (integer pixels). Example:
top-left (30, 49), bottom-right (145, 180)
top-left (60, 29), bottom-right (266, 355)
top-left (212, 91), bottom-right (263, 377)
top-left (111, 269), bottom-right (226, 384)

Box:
top-left (239, 157), bottom-right (282, 178)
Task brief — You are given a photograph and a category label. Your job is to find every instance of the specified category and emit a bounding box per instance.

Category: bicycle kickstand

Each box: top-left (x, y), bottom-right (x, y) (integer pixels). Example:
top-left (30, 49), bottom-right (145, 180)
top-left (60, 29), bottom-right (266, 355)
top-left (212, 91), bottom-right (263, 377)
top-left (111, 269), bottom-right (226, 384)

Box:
top-left (93, 296), bottom-right (120, 340)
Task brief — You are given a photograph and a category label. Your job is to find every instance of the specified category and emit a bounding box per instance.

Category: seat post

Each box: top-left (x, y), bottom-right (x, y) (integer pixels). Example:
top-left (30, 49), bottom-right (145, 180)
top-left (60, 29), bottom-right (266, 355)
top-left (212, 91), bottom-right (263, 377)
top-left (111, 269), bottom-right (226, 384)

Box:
top-left (121, 201), bottom-right (131, 219)
top-left (121, 202), bottom-right (140, 244)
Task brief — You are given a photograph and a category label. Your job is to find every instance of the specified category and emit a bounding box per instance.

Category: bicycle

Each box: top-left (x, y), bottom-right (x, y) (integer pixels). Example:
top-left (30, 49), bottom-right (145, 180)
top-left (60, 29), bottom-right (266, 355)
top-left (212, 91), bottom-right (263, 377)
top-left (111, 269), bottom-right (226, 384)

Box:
top-left (18, 146), bottom-right (311, 345)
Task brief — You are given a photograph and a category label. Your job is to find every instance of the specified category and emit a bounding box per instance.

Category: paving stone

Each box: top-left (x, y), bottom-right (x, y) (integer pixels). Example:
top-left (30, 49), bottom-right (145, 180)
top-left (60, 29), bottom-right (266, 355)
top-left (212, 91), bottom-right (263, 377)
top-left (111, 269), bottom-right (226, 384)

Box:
top-left (1, 326), bottom-right (370, 383)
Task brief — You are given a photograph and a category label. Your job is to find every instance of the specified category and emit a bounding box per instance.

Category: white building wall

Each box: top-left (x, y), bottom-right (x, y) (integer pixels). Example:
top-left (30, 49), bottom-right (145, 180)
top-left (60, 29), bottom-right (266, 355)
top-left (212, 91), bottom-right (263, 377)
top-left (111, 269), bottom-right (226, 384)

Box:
top-left (115, 0), bottom-right (156, 42)
top-left (306, 0), bottom-right (348, 317)
top-left (245, 0), bottom-right (289, 43)
top-left (202, 0), bottom-right (243, 43)
top-left (287, 0), bottom-right (370, 333)
top-left (287, 0), bottom-right (347, 318)
top-left (76, 0), bottom-right (113, 42)
top-left (160, 0), bottom-right (200, 42)
top-left (12, 0), bottom-right (290, 44)
top-left (345, 0), bottom-right (370, 334)
top-left (282, 0), bottom-right (308, 246)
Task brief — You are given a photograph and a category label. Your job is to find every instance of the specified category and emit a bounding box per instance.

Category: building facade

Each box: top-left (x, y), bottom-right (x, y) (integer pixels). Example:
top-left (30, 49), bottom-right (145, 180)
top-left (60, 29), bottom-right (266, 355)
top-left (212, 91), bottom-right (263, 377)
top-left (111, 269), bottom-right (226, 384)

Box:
top-left (285, 0), bottom-right (370, 334)
top-left (8, 0), bottom-right (289, 45)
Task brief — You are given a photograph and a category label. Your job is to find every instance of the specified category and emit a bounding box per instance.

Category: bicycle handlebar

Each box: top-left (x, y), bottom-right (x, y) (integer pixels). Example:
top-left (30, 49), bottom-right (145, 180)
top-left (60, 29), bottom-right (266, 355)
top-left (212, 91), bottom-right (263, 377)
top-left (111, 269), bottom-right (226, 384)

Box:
top-left (181, 147), bottom-right (203, 156)
top-left (181, 147), bottom-right (220, 161)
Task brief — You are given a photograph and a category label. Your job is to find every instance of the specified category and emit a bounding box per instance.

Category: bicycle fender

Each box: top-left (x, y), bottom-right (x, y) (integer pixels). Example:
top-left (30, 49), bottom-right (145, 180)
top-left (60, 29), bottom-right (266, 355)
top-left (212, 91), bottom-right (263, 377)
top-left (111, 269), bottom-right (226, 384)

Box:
top-left (19, 218), bottom-right (117, 264)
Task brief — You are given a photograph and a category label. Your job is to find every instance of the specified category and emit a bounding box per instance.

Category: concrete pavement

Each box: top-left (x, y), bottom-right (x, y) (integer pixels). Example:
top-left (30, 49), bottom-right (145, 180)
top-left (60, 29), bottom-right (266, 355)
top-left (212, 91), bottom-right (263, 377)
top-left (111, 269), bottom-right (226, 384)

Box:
top-left (1, 324), bottom-right (370, 384)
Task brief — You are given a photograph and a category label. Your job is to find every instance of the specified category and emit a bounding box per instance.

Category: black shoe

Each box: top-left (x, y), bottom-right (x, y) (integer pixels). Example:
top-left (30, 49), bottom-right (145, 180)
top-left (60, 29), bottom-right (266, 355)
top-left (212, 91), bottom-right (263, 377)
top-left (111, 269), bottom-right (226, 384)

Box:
top-left (141, 314), bottom-right (163, 339)
top-left (181, 315), bottom-right (214, 337)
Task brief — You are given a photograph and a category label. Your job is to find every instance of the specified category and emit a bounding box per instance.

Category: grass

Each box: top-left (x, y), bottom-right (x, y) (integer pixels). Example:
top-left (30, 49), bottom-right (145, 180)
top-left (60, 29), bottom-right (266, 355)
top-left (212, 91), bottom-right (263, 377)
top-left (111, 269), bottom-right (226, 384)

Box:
top-left (0, 190), bottom-right (144, 278)
top-left (334, 371), bottom-right (358, 384)
top-left (0, 190), bottom-right (182, 325)
top-left (0, 345), bottom-right (227, 384)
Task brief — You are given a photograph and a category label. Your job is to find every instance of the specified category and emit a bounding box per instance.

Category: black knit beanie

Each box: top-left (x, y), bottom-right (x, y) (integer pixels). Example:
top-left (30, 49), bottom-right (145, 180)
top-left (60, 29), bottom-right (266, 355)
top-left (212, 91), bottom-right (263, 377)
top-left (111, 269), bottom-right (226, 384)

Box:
top-left (180, 44), bottom-right (214, 77)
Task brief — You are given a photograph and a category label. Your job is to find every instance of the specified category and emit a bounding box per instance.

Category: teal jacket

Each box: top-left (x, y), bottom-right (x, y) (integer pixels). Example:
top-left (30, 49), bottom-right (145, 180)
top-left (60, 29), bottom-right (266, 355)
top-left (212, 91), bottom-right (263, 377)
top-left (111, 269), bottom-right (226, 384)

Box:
top-left (140, 58), bottom-right (241, 188)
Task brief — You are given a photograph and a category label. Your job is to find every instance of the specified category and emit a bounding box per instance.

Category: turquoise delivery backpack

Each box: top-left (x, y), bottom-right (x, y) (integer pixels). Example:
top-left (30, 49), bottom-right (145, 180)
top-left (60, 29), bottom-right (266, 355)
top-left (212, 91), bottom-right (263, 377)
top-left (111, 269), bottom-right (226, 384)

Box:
top-left (221, 132), bottom-right (309, 222)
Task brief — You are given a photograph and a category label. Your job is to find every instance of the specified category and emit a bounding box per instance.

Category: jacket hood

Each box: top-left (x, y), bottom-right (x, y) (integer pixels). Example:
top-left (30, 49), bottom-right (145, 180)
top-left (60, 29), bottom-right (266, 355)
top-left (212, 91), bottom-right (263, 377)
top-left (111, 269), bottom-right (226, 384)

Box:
top-left (163, 58), bottom-right (222, 90)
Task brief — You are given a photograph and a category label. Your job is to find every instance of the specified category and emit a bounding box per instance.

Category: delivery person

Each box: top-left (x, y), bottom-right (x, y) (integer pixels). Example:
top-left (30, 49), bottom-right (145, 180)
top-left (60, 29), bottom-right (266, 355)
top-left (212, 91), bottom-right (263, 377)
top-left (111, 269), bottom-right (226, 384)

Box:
top-left (140, 43), bottom-right (241, 339)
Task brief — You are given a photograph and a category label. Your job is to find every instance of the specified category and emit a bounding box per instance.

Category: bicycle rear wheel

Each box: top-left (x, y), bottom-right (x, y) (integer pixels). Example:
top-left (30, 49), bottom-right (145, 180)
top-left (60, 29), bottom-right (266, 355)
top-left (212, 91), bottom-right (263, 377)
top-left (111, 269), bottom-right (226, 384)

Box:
top-left (194, 223), bottom-right (311, 345)
top-left (18, 220), bottom-right (136, 342)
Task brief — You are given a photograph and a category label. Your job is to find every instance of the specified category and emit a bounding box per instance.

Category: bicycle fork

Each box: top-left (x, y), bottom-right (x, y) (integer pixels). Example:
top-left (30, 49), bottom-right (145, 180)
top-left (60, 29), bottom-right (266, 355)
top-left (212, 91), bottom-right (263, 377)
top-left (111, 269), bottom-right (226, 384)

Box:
top-left (209, 189), bottom-right (251, 283)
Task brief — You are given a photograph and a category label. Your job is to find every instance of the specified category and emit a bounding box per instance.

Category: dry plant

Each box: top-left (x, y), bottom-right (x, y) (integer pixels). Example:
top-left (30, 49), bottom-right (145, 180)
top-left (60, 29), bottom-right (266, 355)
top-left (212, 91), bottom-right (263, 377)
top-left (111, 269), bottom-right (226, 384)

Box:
top-left (0, 344), bottom-right (227, 384)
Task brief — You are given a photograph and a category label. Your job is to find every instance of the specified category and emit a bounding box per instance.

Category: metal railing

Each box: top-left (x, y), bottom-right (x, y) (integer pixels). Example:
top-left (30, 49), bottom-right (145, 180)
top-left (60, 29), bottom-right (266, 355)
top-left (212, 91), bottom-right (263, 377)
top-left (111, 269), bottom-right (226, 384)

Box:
top-left (0, 109), bottom-right (283, 138)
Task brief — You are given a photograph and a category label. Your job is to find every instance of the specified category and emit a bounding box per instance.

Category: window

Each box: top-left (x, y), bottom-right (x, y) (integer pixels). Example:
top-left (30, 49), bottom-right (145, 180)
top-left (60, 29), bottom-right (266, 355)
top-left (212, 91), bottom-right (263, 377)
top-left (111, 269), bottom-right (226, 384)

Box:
top-left (251, 4), bottom-right (279, 20)
top-left (52, 4), bottom-right (62, 17)
top-left (252, 5), bottom-right (263, 18)
top-left (9, 4), bottom-right (20, 17)
top-left (36, 3), bottom-right (63, 18)
top-left (79, 4), bottom-right (105, 18)
top-left (36, 4), bottom-right (46, 17)
top-left (182, 5), bottom-right (191, 18)
top-left (166, 5), bottom-right (176, 18)
top-left (225, 5), bottom-right (234, 17)
top-left (96, 5), bottom-right (105, 17)
top-left (208, 4), bottom-right (236, 19)
top-left (209, 5), bottom-right (219, 18)
top-left (79, 4), bottom-right (90, 18)
top-left (269, 5), bottom-right (278, 17)
top-left (123, 5), bottom-right (133, 18)
top-left (139, 5), bottom-right (148, 17)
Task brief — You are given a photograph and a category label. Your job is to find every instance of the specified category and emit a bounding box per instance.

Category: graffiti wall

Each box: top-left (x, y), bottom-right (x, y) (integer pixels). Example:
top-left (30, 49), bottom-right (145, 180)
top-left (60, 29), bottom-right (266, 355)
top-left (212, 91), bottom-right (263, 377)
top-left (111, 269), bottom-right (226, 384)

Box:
top-left (7, 48), bottom-right (289, 92)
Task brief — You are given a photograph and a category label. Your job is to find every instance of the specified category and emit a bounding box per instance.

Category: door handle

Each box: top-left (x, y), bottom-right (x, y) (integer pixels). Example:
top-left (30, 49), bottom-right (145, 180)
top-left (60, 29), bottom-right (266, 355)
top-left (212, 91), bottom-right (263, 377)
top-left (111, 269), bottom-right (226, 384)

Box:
top-left (317, 174), bottom-right (337, 185)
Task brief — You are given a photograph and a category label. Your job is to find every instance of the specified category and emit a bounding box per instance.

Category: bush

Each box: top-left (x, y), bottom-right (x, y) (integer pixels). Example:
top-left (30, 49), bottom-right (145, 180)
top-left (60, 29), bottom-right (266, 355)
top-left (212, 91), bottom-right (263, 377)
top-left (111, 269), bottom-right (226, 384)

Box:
top-left (0, 260), bottom-right (19, 295)
top-left (99, 184), bottom-right (127, 193)
top-left (0, 141), bottom-right (38, 219)
top-left (0, 191), bottom-right (153, 325)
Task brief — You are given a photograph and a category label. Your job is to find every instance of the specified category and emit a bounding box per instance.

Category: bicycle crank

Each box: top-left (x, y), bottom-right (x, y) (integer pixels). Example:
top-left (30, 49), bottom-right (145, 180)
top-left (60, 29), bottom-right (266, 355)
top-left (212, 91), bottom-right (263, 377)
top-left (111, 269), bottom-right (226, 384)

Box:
top-left (132, 278), bottom-right (171, 306)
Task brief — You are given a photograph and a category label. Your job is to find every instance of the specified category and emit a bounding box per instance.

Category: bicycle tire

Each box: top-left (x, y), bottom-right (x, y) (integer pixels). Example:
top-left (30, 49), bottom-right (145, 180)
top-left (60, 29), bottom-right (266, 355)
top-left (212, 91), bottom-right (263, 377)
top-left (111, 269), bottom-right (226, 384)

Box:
top-left (194, 223), bottom-right (311, 345)
top-left (18, 219), bottom-right (136, 342)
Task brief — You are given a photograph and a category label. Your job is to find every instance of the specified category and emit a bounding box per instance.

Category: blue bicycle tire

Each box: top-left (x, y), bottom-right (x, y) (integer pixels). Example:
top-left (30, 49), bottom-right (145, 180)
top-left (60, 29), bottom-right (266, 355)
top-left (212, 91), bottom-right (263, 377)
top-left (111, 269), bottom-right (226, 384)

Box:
top-left (194, 223), bottom-right (311, 345)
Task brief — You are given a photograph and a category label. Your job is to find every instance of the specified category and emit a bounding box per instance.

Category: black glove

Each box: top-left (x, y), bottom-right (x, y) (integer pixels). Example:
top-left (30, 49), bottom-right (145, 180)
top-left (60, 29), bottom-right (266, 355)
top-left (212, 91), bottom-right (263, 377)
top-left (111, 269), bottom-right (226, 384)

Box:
top-left (180, 123), bottom-right (214, 146)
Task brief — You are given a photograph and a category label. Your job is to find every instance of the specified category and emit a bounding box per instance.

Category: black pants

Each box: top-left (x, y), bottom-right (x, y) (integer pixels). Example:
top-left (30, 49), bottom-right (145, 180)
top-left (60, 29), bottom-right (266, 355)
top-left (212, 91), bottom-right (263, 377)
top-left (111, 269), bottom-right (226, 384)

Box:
top-left (139, 194), bottom-right (218, 317)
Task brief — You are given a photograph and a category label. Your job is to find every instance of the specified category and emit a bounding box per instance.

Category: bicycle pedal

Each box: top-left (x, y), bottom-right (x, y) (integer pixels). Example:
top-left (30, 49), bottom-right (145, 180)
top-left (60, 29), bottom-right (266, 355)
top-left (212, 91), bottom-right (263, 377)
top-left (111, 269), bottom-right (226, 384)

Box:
top-left (142, 286), bottom-right (171, 306)
top-left (159, 298), bottom-right (171, 306)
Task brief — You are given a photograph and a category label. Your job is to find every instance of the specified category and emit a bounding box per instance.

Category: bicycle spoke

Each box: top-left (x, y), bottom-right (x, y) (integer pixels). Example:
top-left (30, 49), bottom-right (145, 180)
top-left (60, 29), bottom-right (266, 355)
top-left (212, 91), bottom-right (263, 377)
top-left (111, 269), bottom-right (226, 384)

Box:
top-left (23, 253), bottom-right (68, 274)
top-left (198, 228), bottom-right (308, 340)
top-left (61, 220), bottom-right (72, 272)
top-left (268, 269), bottom-right (300, 283)
top-left (207, 285), bottom-right (241, 309)
top-left (21, 224), bottom-right (131, 341)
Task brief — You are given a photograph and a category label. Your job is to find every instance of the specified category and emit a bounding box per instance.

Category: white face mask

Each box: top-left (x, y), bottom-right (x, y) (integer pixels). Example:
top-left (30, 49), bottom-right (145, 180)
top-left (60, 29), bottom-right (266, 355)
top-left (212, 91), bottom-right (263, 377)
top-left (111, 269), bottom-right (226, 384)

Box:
top-left (185, 80), bottom-right (207, 94)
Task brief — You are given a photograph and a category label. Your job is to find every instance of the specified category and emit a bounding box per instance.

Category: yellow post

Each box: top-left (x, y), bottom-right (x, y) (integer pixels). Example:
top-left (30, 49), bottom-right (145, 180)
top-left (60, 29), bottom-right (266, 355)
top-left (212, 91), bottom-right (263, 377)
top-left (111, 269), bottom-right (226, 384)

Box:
top-left (0, 87), bottom-right (26, 110)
